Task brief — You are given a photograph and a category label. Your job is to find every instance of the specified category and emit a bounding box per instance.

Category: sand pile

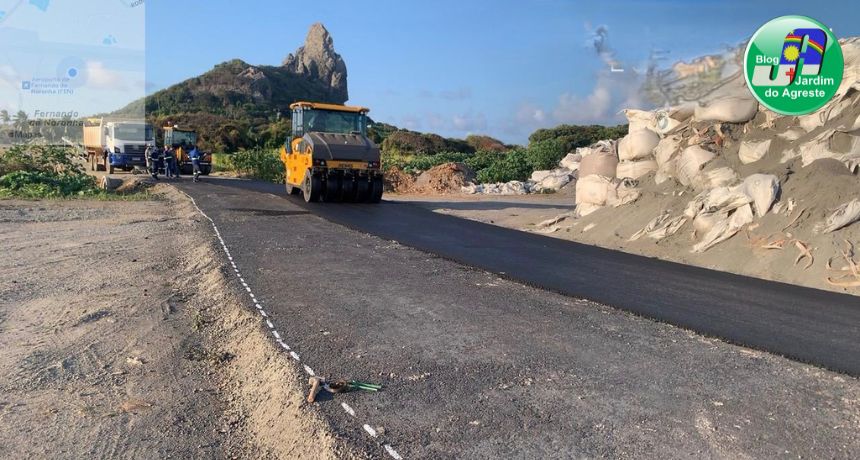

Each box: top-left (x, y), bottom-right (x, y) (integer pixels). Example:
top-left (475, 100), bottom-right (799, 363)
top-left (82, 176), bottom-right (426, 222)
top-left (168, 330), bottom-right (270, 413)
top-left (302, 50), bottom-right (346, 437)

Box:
top-left (531, 38), bottom-right (860, 291)
top-left (383, 166), bottom-right (416, 193)
top-left (411, 162), bottom-right (476, 194)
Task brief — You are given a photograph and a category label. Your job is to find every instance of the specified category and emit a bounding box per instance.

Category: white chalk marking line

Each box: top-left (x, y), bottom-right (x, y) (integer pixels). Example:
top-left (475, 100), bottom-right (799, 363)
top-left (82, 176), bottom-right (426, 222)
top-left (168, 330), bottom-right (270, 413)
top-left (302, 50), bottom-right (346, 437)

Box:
top-left (384, 445), bottom-right (403, 460)
top-left (182, 190), bottom-right (404, 459)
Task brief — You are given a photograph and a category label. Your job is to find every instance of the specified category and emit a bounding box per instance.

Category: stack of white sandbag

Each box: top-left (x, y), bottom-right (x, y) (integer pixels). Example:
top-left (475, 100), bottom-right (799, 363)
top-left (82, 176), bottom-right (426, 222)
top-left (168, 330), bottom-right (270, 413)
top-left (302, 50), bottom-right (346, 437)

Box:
top-left (574, 140), bottom-right (641, 216)
top-left (617, 128), bottom-right (659, 179)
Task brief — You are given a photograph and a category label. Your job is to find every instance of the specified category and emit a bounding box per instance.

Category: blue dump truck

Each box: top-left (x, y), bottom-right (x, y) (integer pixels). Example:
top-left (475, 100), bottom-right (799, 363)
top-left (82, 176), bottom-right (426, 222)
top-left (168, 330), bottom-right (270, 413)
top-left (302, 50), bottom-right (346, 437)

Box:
top-left (84, 119), bottom-right (155, 174)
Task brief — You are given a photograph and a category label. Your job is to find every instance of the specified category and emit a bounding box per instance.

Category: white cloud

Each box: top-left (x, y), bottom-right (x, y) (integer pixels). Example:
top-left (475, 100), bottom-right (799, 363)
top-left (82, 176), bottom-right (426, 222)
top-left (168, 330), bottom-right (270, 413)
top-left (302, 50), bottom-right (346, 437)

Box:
top-left (85, 61), bottom-right (127, 90)
top-left (452, 111), bottom-right (486, 132)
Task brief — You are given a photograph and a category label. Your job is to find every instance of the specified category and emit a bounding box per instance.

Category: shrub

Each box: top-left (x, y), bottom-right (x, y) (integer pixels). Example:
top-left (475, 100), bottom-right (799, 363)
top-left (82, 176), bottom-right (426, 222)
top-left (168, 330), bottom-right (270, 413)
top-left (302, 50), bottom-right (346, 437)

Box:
top-left (465, 135), bottom-right (508, 152)
top-left (380, 130), bottom-right (476, 156)
top-left (525, 138), bottom-right (567, 171)
top-left (463, 150), bottom-right (505, 173)
top-left (229, 148), bottom-right (284, 183)
top-left (475, 148), bottom-right (531, 184)
top-left (0, 145), bottom-right (100, 198)
top-left (528, 124), bottom-right (628, 153)
top-left (0, 170), bottom-right (98, 198)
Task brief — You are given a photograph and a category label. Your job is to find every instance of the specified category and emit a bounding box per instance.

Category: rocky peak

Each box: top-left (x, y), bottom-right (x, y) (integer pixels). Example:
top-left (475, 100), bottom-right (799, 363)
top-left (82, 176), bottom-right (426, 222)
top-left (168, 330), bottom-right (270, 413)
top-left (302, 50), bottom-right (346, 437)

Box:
top-left (283, 23), bottom-right (348, 103)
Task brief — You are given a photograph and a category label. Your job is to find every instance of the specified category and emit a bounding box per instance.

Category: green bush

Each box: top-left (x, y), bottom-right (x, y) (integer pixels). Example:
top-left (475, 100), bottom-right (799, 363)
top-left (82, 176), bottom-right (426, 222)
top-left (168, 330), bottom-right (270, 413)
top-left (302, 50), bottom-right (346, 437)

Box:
top-left (525, 138), bottom-right (567, 171)
top-left (463, 150), bottom-right (504, 173)
top-left (0, 170), bottom-right (98, 198)
top-left (229, 148), bottom-right (284, 183)
top-left (528, 124), bottom-right (628, 153)
top-left (0, 145), bottom-right (100, 198)
top-left (475, 149), bottom-right (531, 184)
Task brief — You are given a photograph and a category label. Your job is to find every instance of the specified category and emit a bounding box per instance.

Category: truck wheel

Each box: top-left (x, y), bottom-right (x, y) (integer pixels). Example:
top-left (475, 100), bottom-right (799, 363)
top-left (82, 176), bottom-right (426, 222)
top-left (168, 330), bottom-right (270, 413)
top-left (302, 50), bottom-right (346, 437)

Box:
top-left (369, 177), bottom-right (383, 203)
top-left (323, 174), bottom-right (340, 202)
top-left (355, 177), bottom-right (370, 202)
top-left (201, 165), bottom-right (211, 176)
top-left (303, 172), bottom-right (322, 203)
top-left (286, 182), bottom-right (301, 195)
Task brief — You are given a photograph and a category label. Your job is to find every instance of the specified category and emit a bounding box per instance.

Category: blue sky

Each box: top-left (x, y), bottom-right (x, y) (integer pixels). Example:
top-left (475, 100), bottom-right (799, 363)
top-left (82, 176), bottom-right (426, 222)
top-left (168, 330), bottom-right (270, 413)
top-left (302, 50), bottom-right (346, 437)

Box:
top-left (146, 0), bottom-right (860, 144)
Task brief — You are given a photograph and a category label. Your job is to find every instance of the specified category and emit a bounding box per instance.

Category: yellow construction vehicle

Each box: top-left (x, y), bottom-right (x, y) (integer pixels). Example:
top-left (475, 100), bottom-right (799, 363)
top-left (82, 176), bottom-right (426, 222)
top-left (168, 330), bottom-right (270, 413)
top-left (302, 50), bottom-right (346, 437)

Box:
top-left (163, 126), bottom-right (211, 175)
top-left (280, 102), bottom-right (383, 203)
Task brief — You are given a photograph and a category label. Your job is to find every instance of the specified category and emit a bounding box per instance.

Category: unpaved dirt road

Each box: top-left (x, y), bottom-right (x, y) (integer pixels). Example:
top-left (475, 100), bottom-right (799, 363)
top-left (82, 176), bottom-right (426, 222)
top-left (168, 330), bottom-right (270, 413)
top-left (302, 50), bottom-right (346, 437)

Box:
top-left (0, 190), bottom-right (357, 459)
top-left (175, 177), bottom-right (859, 459)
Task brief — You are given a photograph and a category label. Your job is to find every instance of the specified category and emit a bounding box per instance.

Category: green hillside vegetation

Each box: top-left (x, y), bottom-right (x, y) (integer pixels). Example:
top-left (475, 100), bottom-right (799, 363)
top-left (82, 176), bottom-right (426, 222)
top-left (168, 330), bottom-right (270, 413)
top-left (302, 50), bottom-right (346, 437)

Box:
top-left (383, 123), bottom-right (627, 185)
top-left (114, 59), bottom-right (341, 152)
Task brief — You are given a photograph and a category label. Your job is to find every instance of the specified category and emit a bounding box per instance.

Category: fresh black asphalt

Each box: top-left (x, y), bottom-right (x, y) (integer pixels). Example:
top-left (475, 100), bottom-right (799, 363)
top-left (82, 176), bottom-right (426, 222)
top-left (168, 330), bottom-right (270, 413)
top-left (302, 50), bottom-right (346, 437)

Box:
top-left (190, 177), bottom-right (860, 376)
top-left (176, 177), bottom-right (860, 458)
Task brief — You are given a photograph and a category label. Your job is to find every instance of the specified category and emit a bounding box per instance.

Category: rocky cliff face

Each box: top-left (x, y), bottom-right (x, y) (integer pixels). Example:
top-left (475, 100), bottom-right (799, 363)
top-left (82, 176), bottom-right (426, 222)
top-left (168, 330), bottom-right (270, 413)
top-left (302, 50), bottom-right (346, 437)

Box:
top-left (117, 23), bottom-right (349, 121)
top-left (282, 23), bottom-right (349, 103)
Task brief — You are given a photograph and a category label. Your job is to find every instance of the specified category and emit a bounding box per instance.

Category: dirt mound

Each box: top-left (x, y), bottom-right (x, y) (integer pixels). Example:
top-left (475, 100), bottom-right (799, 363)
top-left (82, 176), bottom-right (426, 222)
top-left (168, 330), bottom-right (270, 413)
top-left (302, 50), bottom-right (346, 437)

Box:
top-left (383, 166), bottom-right (416, 193)
top-left (412, 162), bottom-right (475, 194)
top-left (101, 176), bottom-right (154, 194)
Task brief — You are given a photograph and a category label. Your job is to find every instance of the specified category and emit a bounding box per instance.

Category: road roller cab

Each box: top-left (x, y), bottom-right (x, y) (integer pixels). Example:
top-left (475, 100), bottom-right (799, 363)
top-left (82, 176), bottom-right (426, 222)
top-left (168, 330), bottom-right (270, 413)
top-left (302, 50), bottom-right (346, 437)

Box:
top-left (280, 102), bottom-right (384, 203)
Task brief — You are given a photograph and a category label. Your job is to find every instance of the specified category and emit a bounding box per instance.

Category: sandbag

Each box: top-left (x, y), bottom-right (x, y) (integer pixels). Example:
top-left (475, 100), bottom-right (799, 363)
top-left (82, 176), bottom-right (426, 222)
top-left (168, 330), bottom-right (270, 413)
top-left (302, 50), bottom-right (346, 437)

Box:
top-left (616, 159), bottom-right (657, 180)
top-left (815, 199), bottom-right (860, 233)
top-left (693, 96), bottom-right (758, 123)
top-left (654, 135), bottom-right (683, 168)
top-left (618, 129), bottom-right (660, 161)
top-left (798, 130), bottom-right (860, 171)
top-left (676, 146), bottom-right (716, 187)
top-left (622, 109), bottom-right (655, 132)
top-left (559, 152), bottom-right (582, 170)
top-left (650, 110), bottom-right (685, 136)
top-left (741, 174), bottom-right (780, 217)
top-left (692, 165), bottom-right (739, 191)
top-left (692, 210), bottom-right (727, 235)
top-left (738, 139), bottom-right (771, 164)
top-left (702, 186), bottom-right (752, 214)
top-left (692, 204), bottom-right (754, 252)
top-left (629, 213), bottom-right (687, 241)
top-left (579, 150), bottom-right (618, 179)
top-left (575, 174), bottom-right (613, 206)
top-left (533, 169), bottom-right (573, 192)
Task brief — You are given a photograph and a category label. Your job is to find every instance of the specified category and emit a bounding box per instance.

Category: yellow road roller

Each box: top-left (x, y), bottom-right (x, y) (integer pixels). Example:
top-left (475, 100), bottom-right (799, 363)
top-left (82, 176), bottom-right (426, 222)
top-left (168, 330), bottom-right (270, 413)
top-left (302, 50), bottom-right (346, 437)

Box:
top-left (280, 101), bottom-right (383, 203)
